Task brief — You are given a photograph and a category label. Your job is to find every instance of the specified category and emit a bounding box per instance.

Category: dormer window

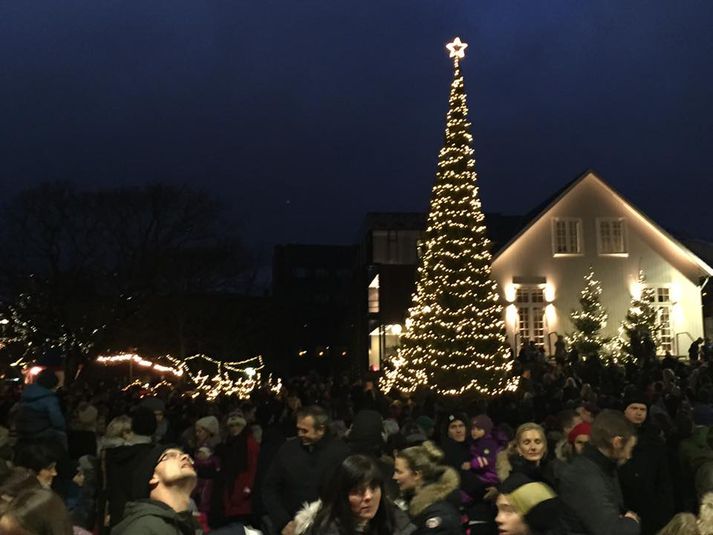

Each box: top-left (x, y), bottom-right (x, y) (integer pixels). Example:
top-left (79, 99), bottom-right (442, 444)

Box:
top-left (597, 218), bottom-right (627, 255)
top-left (552, 218), bottom-right (582, 256)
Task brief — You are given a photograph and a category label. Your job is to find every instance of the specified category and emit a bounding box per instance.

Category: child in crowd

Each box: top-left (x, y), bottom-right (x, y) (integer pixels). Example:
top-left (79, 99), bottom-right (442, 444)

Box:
top-left (465, 414), bottom-right (502, 486)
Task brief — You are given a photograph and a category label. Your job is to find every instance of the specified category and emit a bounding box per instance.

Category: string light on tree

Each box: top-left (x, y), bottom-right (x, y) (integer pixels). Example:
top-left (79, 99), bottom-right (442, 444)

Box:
top-left (567, 266), bottom-right (608, 358)
top-left (391, 37), bottom-right (516, 398)
top-left (615, 269), bottom-right (661, 361)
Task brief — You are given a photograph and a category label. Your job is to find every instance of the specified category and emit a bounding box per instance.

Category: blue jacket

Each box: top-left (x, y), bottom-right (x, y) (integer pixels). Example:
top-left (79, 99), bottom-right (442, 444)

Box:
top-left (18, 383), bottom-right (66, 434)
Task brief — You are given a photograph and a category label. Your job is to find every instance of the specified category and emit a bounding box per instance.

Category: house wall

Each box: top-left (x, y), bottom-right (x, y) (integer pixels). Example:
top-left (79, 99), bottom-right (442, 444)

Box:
top-left (491, 173), bottom-right (707, 355)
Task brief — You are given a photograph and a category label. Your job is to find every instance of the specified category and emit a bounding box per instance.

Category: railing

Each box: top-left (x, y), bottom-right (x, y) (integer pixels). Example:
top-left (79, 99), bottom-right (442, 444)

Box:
top-left (675, 332), bottom-right (695, 357)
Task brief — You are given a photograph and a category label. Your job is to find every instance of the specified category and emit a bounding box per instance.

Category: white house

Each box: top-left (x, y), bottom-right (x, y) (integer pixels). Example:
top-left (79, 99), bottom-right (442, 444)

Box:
top-left (491, 170), bottom-right (713, 356)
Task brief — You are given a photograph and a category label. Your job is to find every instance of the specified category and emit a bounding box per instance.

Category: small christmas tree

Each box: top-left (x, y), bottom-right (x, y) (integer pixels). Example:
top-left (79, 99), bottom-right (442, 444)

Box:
top-left (568, 267), bottom-right (608, 358)
top-left (394, 38), bottom-right (515, 398)
top-left (618, 270), bottom-right (660, 361)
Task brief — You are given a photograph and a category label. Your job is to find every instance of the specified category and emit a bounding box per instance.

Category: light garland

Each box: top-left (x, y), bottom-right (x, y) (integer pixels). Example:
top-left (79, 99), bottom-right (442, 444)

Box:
top-left (391, 37), bottom-right (517, 398)
top-left (95, 351), bottom-right (275, 400)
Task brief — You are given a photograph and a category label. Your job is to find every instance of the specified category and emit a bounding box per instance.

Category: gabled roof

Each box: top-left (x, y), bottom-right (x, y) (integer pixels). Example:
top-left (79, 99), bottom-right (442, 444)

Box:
top-left (492, 169), bottom-right (713, 277)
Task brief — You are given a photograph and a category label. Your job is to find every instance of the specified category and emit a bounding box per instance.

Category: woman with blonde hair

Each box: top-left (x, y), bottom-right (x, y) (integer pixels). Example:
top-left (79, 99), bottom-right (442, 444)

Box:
top-left (393, 441), bottom-right (461, 534)
top-left (496, 423), bottom-right (549, 483)
top-left (656, 513), bottom-right (700, 535)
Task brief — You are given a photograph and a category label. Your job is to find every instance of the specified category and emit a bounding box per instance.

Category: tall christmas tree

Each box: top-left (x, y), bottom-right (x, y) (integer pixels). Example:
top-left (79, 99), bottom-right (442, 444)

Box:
top-left (568, 267), bottom-right (608, 357)
top-left (394, 38), bottom-right (514, 398)
top-left (617, 270), bottom-right (660, 360)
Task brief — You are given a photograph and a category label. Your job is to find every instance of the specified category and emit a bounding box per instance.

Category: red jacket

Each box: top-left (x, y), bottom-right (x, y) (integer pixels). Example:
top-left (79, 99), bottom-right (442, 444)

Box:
top-left (222, 434), bottom-right (259, 517)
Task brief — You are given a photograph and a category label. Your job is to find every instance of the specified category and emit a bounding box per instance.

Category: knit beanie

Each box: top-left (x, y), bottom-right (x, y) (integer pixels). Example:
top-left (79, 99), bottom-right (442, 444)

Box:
top-left (227, 411), bottom-right (247, 429)
top-left (447, 412), bottom-right (469, 426)
top-left (131, 406), bottom-right (158, 437)
top-left (416, 415), bottom-right (435, 436)
top-left (195, 416), bottom-right (220, 437)
top-left (76, 403), bottom-right (98, 432)
top-left (499, 473), bottom-right (561, 532)
top-left (567, 421), bottom-right (592, 445)
top-left (140, 397), bottom-right (166, 413)
top-left (623, 390), bottom-right (649, 410)
top-left (472, 414), bottom-right (494, 435)
top-left (36, 369), bottom-right (59, 390)
top-left (136, 444), bottom-right (180, 495)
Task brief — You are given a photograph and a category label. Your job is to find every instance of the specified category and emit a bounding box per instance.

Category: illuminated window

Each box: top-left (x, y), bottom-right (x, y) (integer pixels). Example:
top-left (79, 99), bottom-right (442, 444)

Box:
top-left (655, 287), bottom-right (672, 352)
top-left (517, 287), bottom-right (546, 346)
top-left (552, 218), bottom-right (582, 255)
top-left (368, 275), bottom-right (379, 313)
top-left (597, 218), bottom-right (627, 255)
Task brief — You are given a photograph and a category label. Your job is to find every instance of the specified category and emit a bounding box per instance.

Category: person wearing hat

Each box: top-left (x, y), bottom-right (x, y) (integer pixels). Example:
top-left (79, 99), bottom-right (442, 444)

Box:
top-left (111, 445), bottom-right (202, 534)
top-left (567, 422), bottom-right (592, 456)
top-left (214, 410), bottom-right (260, 525)
top-left (496, 473), bottom-right (562, 535)
top-left (140, 397), bottom-right (174, 444)
top-left (618, 390), bottom-right (674, 535)
top-left (15, 368), bottom-right (66, 448)
top-left (559, 409), bottom-right (640, 535)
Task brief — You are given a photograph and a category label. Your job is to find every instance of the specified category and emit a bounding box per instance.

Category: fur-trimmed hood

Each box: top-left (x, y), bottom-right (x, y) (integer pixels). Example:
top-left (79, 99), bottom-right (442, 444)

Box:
top-left (294, 500), bottom-right (323, 535)
top-left (408, 466), bottom-right (460, 517)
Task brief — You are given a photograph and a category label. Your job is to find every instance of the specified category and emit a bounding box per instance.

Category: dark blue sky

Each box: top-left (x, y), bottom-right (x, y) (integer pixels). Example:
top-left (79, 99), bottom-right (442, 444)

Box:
top-left (1, 1), bottom-right (712, 259)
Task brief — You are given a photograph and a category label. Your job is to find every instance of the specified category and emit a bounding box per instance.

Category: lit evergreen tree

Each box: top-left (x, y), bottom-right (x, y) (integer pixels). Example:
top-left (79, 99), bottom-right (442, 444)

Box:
top-left (394, 38), bottom-right (514, 398)
top-left (618, 270), bottom-right (660, 360)
top-left (568, 267), bottom-right (608, 357)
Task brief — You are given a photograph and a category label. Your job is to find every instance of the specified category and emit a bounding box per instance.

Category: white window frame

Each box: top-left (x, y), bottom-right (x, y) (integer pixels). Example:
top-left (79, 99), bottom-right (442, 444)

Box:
top-left (654, 286), bottom-right (673, 353)
top-left (596, 217), bottom-right (628, 256)
top-left (552, 217), bottom-right (583, 257)
top-left (516, 287), bottom-right (546, 347)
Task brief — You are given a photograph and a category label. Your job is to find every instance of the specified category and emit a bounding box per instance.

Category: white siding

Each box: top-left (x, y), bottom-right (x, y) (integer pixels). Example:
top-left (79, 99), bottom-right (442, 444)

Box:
top-left (492, 172), bottom-right (708, 355)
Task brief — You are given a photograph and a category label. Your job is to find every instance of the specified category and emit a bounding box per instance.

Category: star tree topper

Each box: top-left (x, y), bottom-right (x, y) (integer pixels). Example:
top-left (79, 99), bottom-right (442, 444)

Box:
top-left (446, 37), bottom-right (468, 60)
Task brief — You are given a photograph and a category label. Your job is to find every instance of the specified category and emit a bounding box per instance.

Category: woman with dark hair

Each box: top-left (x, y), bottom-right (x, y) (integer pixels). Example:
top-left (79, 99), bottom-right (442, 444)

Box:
top-left (393, 441), bottom-right (461, 534)
top-left (293, 454), bottom-right (414, 535)
top-left (0, 487), bottom-right (74, 535)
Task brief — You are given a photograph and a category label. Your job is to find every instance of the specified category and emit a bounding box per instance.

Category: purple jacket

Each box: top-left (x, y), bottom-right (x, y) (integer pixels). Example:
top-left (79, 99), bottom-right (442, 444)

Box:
top-left (469, 434), bottom-right (501, 486)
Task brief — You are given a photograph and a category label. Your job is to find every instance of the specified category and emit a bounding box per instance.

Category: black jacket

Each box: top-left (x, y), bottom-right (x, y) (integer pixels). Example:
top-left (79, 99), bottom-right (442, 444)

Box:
top-left (618, 425), bottom-right (674, 535)
top-left (104, 443), bottom-right (159, 526)
top-left (407, 467), bottom-right (461, 535)
top-left (111, 499), bottom-right (200, 535)
top-left (560, 444), bottom-right (640, 535)
top-left (262, 435), bottom-right (350, 531)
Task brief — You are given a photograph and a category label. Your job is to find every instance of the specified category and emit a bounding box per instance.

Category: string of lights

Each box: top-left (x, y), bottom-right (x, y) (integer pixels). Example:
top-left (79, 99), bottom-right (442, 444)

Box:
top-left (392, 37), bottom-right (516, 398)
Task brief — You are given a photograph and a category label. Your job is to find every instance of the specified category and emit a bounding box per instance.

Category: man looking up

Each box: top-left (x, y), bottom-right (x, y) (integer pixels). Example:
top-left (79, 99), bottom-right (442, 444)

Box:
top-left (262, 405), bottom-right (349, 535)
top-left (111, 446), bottom-right (200, 534)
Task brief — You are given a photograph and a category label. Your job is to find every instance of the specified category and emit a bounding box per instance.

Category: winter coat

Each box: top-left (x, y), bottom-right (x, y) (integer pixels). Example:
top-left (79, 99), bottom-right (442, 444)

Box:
top-left (15, 383), bottom-right (66, 445)
top-left (111, 499), bottom-right (201, 535)
top-left (469, 433), bottom-right (502, 486)
top-left (439, 437), bottom-right (485, 502)
top-left (560, 444), bottom-right (640, 535)
top-left (293, 499), bottom-right (415, 535)
top-left (262, 435), bottom-right (350, 532)
top-left (218, 432), bottom-right (260, 518)
top-left (104, 443), bottom-right (158, 526)
top-left (618, 425), bottom-right (674, 535)
top-left (406, 467), bottom-right (461, 535)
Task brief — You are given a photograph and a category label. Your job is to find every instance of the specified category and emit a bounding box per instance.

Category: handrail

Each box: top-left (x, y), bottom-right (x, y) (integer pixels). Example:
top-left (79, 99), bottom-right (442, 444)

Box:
top-left (675, 332), bottom-right (695, 357)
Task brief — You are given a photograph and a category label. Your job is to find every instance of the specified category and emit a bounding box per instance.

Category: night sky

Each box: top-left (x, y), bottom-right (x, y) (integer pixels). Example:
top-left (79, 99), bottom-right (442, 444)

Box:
top-left (1, 1), bottom-right (712, 263)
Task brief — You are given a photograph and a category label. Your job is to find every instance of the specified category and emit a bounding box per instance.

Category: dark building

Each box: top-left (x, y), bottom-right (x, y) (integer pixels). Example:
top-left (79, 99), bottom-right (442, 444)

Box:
top-left (272, 244), bottom-right (357, 375)
top-left (354, 211), bottom-right (525, 371)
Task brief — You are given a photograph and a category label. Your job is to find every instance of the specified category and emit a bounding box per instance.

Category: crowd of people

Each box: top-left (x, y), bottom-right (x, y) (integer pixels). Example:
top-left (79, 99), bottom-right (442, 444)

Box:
top-left (1, 344), bottom-right (713, 534)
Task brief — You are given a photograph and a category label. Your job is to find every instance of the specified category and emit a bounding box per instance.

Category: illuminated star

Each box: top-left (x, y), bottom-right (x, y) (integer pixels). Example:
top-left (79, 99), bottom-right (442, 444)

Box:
top-left (446, 37), bottom-right (468, 59)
